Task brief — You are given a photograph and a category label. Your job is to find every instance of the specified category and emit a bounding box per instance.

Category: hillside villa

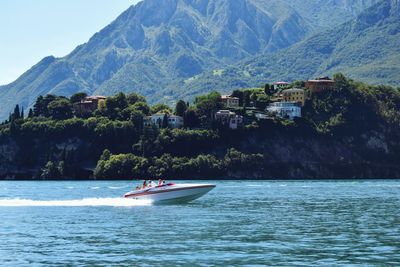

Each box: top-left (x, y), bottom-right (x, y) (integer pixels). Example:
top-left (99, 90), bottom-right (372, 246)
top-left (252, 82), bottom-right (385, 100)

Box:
top-left (221, 95), bottom-right (240, 108)
top-left (305, 77), bottom-right (334, 93)
top-left (73, 96), bottom-right (106, 115)
top-left (144, 113), bottom-right (184, 129)
top-left (266, 102), bottom-right (301, 120)
top-left (282, 88), bottom-right (306, 106)
top-left (215, 110), bottom-right (243, 129)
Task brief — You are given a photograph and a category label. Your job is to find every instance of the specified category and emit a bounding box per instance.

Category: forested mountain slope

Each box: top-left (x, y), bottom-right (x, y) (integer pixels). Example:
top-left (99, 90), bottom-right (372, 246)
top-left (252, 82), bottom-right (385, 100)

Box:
top-left (182, 0), bottom-right (400, 98)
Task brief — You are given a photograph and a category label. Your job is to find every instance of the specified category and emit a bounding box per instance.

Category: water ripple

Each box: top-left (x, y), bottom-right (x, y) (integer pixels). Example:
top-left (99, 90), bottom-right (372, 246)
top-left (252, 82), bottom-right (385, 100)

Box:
top-left (0, 180), bottom-right (399, 265)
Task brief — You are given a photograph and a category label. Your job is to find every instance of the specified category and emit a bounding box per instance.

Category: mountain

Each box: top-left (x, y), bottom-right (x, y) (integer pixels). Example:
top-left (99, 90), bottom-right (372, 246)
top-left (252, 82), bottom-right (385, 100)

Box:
top-left (284, 0), bottom-right (381, 31)
top-left (0, 0), bottom-right (382, 120)
top-left (183, 0), bottom-right (400, 96)
top-left (0, 0), bottom-right (310, 120)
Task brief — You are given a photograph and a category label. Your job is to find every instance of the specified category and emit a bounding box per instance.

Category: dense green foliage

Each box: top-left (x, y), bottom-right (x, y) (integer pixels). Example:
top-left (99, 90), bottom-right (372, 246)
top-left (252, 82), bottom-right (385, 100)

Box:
top-left (0, 74), bottom-right (399, 179)
top-left (94, 148), bottom-right (264, 180)
top-left (303, 73), bottom-right (400, 134)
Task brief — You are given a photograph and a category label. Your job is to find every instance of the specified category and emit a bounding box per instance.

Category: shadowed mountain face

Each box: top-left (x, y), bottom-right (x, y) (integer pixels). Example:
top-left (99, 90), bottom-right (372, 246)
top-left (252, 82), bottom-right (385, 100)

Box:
top-left (181, 0), bottom-right (400, 97)
top-left (0, 0), bottom-right (385, 120)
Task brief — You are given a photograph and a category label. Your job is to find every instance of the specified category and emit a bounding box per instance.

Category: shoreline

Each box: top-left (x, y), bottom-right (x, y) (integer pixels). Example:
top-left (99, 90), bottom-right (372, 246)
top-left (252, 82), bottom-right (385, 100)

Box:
top-left (2, 177), bottom-right (400, 181)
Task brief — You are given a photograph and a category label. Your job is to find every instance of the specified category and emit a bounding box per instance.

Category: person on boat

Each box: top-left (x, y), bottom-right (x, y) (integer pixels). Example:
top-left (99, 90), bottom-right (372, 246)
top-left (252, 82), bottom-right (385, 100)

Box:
top-left (148, 180), bottom-right (155, 188)
top-left (158, 179), bottom-right (163, 186)
top-left (142, 180), bottom-right (147, 189)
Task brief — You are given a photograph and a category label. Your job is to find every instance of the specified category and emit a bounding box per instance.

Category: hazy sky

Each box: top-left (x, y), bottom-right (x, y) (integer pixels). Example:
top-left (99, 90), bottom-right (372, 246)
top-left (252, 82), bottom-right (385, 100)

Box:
top-left (0, 0), bottom-right (140, 85)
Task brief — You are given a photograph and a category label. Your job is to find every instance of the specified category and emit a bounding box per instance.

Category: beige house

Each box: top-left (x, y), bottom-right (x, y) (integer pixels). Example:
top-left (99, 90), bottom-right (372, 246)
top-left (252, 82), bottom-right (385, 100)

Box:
top-left (282, 88), bottom-right (306, 106)
top-left (221, 95), bottom-right (240, 108)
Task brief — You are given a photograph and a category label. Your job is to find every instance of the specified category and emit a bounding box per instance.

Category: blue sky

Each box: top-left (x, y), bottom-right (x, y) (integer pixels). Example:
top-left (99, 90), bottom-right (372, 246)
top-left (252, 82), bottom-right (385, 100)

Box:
top-left (0, 0), bottom-right (140, 85)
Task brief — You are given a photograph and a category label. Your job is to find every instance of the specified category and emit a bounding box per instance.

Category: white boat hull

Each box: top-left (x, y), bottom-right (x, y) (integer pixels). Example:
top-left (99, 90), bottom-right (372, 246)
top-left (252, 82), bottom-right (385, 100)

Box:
top-left (124, 183), bottom-right (215, 204)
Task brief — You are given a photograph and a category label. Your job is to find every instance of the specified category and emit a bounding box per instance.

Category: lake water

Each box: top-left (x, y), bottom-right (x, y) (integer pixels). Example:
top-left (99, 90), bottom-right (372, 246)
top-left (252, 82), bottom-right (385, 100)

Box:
top-left (1, 180), bottom-right (400, 266)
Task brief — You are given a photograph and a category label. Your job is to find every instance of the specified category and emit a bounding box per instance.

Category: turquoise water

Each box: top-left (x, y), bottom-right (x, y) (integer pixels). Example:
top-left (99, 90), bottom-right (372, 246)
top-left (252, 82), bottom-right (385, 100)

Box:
top-left (1, 180), bottom-right (400, 266)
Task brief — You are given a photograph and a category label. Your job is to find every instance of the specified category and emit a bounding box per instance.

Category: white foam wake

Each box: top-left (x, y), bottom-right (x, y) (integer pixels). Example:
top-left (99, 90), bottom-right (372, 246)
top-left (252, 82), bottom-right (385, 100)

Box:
top-left (0, 198), bottom-right (152, 207)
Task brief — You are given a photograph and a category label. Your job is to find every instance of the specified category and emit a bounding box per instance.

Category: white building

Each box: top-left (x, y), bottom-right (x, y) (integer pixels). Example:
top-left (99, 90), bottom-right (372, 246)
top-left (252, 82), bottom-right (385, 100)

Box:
top-left (266, 102), bottom-right (301, 120)
top-left (215, 110), bottom-right (243, 129)
top-left (167, 115), bottom-right (184, 128)
top-left (144, 113), bottom-right (184, 128)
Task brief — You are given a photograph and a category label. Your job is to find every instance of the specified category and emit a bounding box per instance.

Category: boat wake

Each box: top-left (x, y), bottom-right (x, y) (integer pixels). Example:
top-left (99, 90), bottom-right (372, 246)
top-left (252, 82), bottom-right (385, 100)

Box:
top-left (0, 198), bottom-right (153, 207)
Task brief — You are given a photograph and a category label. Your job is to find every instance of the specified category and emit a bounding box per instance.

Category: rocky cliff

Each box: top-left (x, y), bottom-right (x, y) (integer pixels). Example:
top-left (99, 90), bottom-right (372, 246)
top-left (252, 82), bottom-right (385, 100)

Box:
top-left (1, 123), bottom-right (399, 180)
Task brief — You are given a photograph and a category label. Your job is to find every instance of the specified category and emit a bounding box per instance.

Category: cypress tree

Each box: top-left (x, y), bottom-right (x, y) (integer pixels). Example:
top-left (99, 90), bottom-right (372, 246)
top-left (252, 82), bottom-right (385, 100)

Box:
top-left (162, 114), bottom-right (169, 128)
top-left (28, 108), bottom-right (34, 118)
top-left (13, 105), bottom-right (20, 120)
top-left (264, 83), bottom-right (271, 95)
top-left (175, 100), bottom-right (188, 117)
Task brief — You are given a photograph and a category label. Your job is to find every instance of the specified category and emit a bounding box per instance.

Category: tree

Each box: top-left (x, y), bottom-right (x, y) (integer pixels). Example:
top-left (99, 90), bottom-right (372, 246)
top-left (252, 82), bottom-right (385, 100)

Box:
top-left (244, 91), bottom-right (251, 107)
top-left (175, 100), bottom-right (188, 117)
top-left (162, 113), bottom-right (169, 128)
top-left (127, 93), bottom-right (146, 105)
top-left (131, 102), bottom-right (150, 116)
top-left (70, 92), bottom-right (87, 103)
top-left (129, 110), bottom-right (145, 132)
top-left (250, 92), bottom-right (258, 107)
top-left (184, 108), bottom-right (199, 128)
top-left (100, 149), bottom-right (111, 161)
top-left (20, 107), bottom-right (24, 119)
top-left (14, 105), bottom-right (20, 120)
top-left (94, 153), bottom-right (149, 179)
top-left (97, 100), bottom-right (107, 115)
top-left (28, 108), bottom-right (34, 118)
top-left (264, 83), bottom-right (271, 95)
top-left (47, 99), bottom-right (73, 120)
top-left (255, 94), bottom-right (270, 110)
top-left (40, 161), bottom-right (61, 179)
top-left (33, 95), bottom-right (44, 117)
top-left (333, 73), bottom-right (350, 92)
top-left (58, 161), bottom-right (65, 177)
top-left (104, 92), bottom-right (128, 119)
top-left (151, 103), bottom-right (172, 114)
top-left (292, 80), bottom-right (305, 88)
top-left (134, 126), bottom-right (161, 157)
top-left (12, 105), bottom-right (20, 120)
top-left (231, 90), bottom-right (244, 106)
top-left (33, 95), bottom-right (57, 117)
top-left (194, 91), bottom-right (222, 125)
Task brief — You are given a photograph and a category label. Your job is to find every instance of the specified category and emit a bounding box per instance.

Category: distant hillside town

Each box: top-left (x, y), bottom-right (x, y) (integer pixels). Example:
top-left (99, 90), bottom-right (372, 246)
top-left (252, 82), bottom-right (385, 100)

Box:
top-left (46, 76), bottom-right (334, 131)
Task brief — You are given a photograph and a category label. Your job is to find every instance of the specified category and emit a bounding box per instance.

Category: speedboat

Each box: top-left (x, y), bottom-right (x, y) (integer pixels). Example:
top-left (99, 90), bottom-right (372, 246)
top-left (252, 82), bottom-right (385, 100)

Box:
top-left (124, 182), bottom-right (216, 204)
